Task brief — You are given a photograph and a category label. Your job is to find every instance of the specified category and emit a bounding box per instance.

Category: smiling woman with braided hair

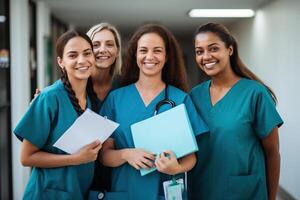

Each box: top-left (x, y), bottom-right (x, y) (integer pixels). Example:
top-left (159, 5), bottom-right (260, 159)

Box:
top-left (13, 30), bottom-right (102, 199)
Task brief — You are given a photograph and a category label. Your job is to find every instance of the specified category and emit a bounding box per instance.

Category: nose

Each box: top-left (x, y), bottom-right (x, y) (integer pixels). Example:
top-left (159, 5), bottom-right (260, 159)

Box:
top-left (99, 44), bottom-right (107, 53)
top-left (78, 54), bottom-right (87, 64)
top-left (203, 50), bottom-right (212, 60)
top-left (145, 51), bottom-right (154, 60)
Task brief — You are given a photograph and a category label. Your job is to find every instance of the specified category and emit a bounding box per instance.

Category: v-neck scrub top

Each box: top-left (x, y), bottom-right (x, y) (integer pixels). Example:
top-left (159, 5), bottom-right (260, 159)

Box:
top-left (188, 78), bottom-right (283, 200)
top-left (14, 80), bottom-right (94, 200)
top-left (100, 84), bottom-right (208, 200)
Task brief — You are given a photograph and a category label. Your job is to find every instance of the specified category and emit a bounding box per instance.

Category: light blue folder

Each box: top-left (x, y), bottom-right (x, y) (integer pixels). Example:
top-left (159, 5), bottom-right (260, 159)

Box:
top-left (131, 104), bottom-right (199, 176)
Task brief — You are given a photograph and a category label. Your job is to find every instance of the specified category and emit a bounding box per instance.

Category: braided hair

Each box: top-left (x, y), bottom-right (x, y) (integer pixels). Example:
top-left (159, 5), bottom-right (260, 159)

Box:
top-left (56, 30), bottom-right (98, 115)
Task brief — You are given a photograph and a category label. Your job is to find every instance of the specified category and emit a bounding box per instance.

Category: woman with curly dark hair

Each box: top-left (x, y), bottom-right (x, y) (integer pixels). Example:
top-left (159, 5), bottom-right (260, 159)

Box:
top-left (100, 24), bottom-right (208, 199)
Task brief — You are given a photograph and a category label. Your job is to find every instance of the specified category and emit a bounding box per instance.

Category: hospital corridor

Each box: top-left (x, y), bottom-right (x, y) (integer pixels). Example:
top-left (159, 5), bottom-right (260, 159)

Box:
top-left (0, 0), bottom-right (299, 199)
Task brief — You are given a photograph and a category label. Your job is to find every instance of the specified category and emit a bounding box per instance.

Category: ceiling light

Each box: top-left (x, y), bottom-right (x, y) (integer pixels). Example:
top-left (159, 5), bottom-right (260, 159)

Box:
top-left (0, 16), bottom-right (6, 23)
top-left (188, 9), bottom-right (255, 18)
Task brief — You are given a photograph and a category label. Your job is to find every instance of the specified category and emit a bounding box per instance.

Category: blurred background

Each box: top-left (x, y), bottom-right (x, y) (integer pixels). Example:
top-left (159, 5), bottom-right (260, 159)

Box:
top-left (0, 0), bottom-right (299, 199)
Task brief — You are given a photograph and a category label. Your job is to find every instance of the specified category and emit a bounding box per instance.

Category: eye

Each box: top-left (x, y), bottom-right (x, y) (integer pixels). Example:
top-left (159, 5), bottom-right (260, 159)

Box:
top-left (68, 54), bottom-right (76, 58)
top-left (154, 49), bottom-right (162, 53)
top-left (106, 43), bottom-right (115, 47)
top-left (138, 49), bottom-right (147, 53)
top-left (195, 50), bottom-right (203, 55)
top-left (210, 46), bottom-right (219, 52)
top-left (93, 43), bottom-right (100, 48)
top-left (84, 51), bottom-right (92, 56)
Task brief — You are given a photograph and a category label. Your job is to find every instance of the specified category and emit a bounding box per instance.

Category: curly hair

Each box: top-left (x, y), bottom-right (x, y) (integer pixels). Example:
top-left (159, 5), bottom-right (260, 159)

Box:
top-left (121, 24), bottom-right (188, 92)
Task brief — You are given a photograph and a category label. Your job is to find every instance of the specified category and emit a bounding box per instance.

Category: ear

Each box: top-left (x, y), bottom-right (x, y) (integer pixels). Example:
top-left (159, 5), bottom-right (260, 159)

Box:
top-left (228, 45), bottom-right (233, 56)
top-left (57, 57), bottom-right (64, 70)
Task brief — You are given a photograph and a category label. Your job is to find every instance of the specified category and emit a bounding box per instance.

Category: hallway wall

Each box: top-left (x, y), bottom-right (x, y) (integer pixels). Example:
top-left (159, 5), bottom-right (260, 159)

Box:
top-left (231, 0), bottom-right (300, 198)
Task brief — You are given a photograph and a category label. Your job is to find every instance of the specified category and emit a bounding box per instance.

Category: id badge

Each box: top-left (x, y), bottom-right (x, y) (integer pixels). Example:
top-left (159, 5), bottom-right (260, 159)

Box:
top-left (163, 178), bottom-right (184, 200)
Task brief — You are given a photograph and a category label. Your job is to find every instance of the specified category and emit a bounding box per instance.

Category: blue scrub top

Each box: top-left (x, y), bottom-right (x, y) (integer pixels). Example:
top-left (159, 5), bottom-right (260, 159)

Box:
top-left (100, 84), bottom-right (208, 200)
top-left (14, 80), bottom-right (94, 200)
top-left (189, 78), bottom-right (283, 200)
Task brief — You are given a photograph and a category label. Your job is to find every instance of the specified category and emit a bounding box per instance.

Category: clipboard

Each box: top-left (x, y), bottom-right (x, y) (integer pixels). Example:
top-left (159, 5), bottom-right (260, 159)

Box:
top-left (131, 104), bottom-right (198, 176)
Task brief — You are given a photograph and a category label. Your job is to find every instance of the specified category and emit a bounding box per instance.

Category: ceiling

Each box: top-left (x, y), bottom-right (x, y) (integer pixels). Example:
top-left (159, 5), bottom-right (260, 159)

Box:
top-left (37, 0), bottom-right (273, 35)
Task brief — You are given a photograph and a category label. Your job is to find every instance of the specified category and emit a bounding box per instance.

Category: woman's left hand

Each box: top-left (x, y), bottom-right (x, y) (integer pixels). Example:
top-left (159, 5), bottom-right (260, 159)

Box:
top-left (155, 150), bottom-right (181, 175)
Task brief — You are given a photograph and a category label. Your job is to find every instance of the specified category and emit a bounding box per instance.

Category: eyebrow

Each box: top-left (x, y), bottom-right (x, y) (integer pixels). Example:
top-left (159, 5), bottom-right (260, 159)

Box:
top-left (208, 43), bottom-right (220, 47)
top-left (138, 46), bottom-right (164, 49)
top-left (195, 43), bottom-right (220, 49)
top-left (66, 51), bottom-right (78, 54)
top-left (93, 40), bottom-right (115, 43)
top-left (66, 48), bottom-right (92, 54)
top-left (83, 48), bottom-right (92, 52)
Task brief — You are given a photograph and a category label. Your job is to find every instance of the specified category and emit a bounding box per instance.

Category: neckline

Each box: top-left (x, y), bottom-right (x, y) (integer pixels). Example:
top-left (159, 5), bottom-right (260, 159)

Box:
top-left (207, 78), bottom-right (243, 108)
top-left (132, 83), bottom-right (165, 108)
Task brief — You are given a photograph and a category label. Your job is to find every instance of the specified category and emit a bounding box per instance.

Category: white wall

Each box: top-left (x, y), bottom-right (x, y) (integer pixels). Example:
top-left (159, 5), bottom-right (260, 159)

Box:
top-left (37, 1), bottom-right (51, 88)
top-left (231, 0), bottom-right (300, 198)
top-left (10, 1), bottom-right (52, 199)
top-left (10, 0), bottom-right (31, 199)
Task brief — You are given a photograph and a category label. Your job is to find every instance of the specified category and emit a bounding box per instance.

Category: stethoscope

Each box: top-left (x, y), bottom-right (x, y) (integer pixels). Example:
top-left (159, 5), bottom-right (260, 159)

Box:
top-left (153, 85), bottom-right (188, 194)
top-left (153, 85), bottom-right (176, 116)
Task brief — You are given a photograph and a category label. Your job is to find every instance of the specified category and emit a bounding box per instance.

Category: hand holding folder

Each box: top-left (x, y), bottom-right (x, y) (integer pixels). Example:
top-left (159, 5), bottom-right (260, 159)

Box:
top-left (131, 104), bottom-right (198, 176)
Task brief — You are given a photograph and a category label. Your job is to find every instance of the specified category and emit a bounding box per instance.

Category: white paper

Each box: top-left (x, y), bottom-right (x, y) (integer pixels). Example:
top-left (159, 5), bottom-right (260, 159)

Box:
top-left (53, 108), bottom-right (119, 154)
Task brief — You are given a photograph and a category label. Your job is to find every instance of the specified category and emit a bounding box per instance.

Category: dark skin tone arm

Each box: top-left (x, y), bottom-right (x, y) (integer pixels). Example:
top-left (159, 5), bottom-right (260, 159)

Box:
top-left (261, 127), bottom-right (280, 200)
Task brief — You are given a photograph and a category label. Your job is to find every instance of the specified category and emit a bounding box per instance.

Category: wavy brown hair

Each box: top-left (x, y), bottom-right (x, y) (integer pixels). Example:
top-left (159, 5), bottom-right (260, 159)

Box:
top-left (194, 23), bottom-right (277, 103)
top-left (56, 30), bottom-right (98, 114)
top-left (121, 24), bottom-right (188, 92)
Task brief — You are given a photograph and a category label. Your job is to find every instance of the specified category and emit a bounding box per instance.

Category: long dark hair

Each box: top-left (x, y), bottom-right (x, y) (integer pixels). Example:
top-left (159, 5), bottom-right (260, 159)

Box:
top-left (121, 24), bottom-right (188, 92)
top-left (56, 30), bottom-right (98, 114)
top-left (194, 23), bottom-right (277, 103)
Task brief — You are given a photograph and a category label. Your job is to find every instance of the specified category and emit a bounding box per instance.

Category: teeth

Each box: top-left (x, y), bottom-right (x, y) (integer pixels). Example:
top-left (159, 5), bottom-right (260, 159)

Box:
top-left (97, 56), bottom-right (109, 60)
top-left (205, 62), bottom-right (217, 69)
top-left (144, 63), bottom-right (156, 68)
top-left (76, 66), bottom-right (89, 71)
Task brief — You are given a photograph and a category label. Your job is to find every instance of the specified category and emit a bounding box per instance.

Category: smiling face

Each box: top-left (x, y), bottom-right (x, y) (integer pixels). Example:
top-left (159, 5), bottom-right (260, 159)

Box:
top-left (57, 36), bottom-right (94, 81)
top-left (195, 32), bottom-right (233, 78)
top-left (92, 29), bottom-right (118, 70)
top-left (136, 32), bottom-right (167, 79)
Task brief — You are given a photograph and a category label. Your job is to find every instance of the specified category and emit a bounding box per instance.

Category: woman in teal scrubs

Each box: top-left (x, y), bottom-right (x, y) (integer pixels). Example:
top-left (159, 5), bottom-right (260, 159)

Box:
top-left (14, 30), bottom-right (102, 199)
top-left (100, 24), bottom-right (208, 200)
top-left (189, 23), bottom-right (283, 200)
top-left (33, 23), bottom-right (123, 195)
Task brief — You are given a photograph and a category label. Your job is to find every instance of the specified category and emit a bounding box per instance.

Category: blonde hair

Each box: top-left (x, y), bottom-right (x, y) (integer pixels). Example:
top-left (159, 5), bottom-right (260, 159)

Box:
top-left (87, 22), bottom-right (122, 77)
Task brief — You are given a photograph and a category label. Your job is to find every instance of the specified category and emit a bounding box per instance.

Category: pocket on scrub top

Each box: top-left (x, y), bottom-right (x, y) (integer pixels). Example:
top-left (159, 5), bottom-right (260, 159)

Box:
top-left (43, 188), bottom-right (72, 200)
top-left (226, 174), bottom-right (261, 200)
top-left (104, 191), bottom-right (129, 200)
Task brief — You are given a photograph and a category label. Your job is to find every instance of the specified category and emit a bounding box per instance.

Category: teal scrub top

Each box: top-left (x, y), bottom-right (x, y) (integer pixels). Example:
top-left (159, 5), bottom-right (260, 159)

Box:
top-left (14, 80), bottom-right (94, 200)
top-left (100, 84), bottom-right (208, 200)
top-left (189, 78), bottom-right (283, 200)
